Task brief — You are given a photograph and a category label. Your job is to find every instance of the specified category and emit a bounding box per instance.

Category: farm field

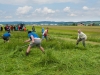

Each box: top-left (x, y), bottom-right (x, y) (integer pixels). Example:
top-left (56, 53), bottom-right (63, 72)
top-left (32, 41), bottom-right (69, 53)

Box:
top-left (0, 26), bottom-right (100, 75)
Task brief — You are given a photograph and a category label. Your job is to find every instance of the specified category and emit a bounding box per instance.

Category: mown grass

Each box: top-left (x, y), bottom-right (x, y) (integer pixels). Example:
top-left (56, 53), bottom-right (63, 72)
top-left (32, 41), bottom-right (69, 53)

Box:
top-left (0, 26), bottom-right (100, 75)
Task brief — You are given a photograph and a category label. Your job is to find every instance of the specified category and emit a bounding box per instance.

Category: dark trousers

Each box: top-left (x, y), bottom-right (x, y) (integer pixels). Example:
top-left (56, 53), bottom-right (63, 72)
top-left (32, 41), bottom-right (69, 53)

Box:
top-left (76, 38), bottom-right (86, 47)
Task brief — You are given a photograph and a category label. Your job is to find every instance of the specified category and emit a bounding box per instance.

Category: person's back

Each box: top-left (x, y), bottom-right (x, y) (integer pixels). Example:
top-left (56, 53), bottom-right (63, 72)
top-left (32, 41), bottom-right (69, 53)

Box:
top-left (28, 31), bottom-right (39, 39)
top-left (32, 32), bottom-right (39, 38)
top-left (78, 31), bottom-right (87, 40)
top-left (3, 31), bottom-right (11, 43)
top-left (3, 32), bottom-right (10, 37)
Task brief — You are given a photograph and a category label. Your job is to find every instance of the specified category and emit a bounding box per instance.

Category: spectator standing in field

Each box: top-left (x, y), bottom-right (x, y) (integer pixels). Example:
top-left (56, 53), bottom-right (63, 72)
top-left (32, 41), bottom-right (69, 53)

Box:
top-left (76, 29), bottom-right (87, 47)
top-left (0, 26), bottom-right (3, 31)
top-left (41, 27), bottom-right (44, 40)
top-left (24, 31), bottom-right (45, 55)
top-left (4, 26), bottom-right (6, 31)
top-left (15, 26), bottom-right (18, 31)
top-left (32, 26), bottom-right (36, 32)
top-left (2, 31), bottom-right (11, 43)
top-left (43, 27), bottom-right (49, 41)
top-left (23, 26), bottom-right (27, 31)
top-left (1, 26), bottom-right (3, 31)
top-left (6, 24), bottom-right (10, 31)
top-left (10, 25), bottom-right (14, 31)
top-left (18, 25), bottom-right (21, 31)
top-left (13, 26), bottom-right (16, 31)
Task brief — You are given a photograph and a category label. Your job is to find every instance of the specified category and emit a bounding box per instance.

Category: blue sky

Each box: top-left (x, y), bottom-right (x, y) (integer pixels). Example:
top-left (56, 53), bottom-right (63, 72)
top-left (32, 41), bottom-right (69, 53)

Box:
top-left (0, 0), bottom-right (100, 22)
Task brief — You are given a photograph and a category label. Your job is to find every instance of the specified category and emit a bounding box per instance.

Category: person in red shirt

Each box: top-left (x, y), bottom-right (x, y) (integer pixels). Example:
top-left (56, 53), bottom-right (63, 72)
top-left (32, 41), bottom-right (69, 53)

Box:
top-left (43, 27), bottom-right (49, 41)
top-left (18, 25), bottom-right (20, 31)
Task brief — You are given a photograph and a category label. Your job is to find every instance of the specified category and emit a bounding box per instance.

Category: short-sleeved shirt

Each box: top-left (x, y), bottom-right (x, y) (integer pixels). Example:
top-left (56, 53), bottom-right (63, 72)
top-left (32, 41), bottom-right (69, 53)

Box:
top-left (28, 32), bottom-right (39, 40)
top-left (43, 29), bottom-right (48, 36)
top-left (3, 32), bottom-right (10, 37)
top-left (42, 28), bottom-right (44, 33)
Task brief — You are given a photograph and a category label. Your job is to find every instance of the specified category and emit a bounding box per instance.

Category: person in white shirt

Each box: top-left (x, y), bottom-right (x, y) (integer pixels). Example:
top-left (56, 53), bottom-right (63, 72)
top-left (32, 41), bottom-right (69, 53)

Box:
top-left (43, 27), bottom-right (48, 41)
top-left (76, 29), bottom-right (87, 47)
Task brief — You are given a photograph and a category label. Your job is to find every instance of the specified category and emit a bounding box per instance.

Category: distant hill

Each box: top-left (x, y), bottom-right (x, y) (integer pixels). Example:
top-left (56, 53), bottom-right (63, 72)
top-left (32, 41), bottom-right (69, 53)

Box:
top-left (0, 21), bottom-right (100, 26)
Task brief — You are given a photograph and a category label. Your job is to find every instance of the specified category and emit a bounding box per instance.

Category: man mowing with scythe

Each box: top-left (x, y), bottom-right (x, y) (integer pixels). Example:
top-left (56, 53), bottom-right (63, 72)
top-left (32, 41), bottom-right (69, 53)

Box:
top-left (76, 29), bottom-right (87, 47)
top-left (24, 31), bottom-right (45, 55)
top-left (2, 31), bottom-right (11, 43)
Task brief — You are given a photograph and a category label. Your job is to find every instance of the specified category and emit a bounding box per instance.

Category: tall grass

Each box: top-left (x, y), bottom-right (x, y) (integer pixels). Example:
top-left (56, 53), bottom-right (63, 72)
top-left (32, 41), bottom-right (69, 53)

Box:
top-left (0, 26), bottom-right (100, 75)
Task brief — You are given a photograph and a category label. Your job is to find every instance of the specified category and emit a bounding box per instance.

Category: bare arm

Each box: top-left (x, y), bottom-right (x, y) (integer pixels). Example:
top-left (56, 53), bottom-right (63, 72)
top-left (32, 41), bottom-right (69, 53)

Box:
top-left (25, 39), bottom-right (31, 42)
top-left (30, 35), bottom-right (34, 43)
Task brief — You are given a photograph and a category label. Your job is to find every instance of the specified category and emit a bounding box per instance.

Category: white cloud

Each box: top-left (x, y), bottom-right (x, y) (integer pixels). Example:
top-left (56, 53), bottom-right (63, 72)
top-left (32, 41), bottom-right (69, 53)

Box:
top-left (70, 13), bottom-right (77, 16)
top-left (0, 0), bottom-right (100, 22)
top-left (15, 6), bottom-right (100, 21)
top-left (16, 6), bottom-right (33, 15)
top-left (35, 7), bottom-right (55, 14)
top-left (35, 8), bottom-right (42, 13)
top-left (5, 16), bottom-right (12, 19)
top-left (15, 7), bottom-right (56, 21)
top-left (63, 7), bottom-right (70, 12)
top-left (42, 7), bottom-right (55, 14)
top-left (83, 6), bottom-right (89, 10)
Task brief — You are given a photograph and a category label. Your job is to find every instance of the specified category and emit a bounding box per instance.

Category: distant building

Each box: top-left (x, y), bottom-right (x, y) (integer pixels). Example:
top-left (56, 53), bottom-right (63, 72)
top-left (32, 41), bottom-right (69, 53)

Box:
top-left (77, 23), bottom-right (84, 26)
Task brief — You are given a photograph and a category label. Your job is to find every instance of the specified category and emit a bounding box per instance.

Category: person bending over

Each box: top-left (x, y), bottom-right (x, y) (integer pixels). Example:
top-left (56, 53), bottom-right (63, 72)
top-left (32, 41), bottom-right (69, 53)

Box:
top-left (2, 31), bottom-right (11, 43)
top-left (76, 29), bottom-right (87, 47)
top-left (25, 31), bottom-right (45, 55)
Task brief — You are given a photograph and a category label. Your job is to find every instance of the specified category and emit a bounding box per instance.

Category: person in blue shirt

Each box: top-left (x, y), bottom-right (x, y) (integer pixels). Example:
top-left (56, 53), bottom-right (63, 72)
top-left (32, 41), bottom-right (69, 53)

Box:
top-left (41, 27), bottom-right (44, 40)
top-left (24, 31), bottom-right (45, 55)
top-left (2, 31), bottom-right (11, 43)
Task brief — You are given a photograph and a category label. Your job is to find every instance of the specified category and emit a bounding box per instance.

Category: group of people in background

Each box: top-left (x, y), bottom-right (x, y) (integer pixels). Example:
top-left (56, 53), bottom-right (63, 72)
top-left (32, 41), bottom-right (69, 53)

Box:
top-left (0, 24), bottom-right (27, 32)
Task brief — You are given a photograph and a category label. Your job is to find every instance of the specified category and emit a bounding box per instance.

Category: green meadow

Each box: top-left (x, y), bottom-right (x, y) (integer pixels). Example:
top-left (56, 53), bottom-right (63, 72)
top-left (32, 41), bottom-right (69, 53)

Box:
top-left (0, 26), bottom-right (100, 75)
